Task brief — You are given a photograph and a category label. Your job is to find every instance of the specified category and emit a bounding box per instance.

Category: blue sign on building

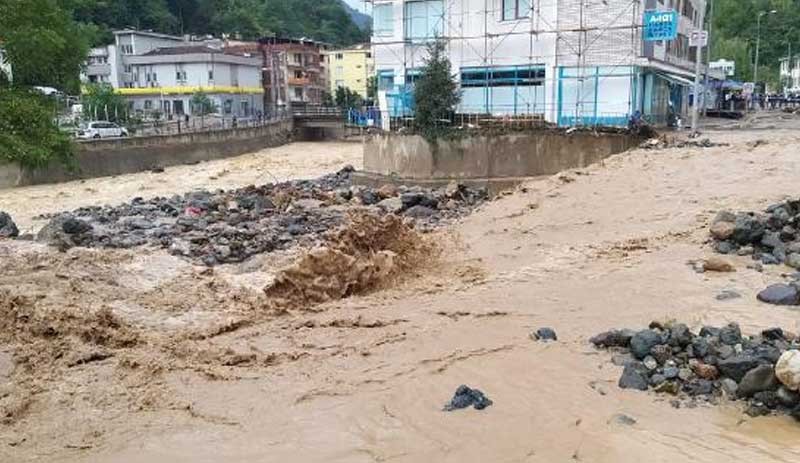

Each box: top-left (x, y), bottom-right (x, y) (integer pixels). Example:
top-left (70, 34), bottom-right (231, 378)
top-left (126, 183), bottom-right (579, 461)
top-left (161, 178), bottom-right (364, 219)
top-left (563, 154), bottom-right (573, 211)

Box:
top-left (643, 10), bottom-right (678, 41)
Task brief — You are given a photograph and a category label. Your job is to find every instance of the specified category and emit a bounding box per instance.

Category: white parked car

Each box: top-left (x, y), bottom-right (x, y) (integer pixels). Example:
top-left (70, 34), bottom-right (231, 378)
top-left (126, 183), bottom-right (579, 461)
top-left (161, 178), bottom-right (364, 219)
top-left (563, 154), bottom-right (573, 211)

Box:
top-left (77, 121), bottom-right (129, 139)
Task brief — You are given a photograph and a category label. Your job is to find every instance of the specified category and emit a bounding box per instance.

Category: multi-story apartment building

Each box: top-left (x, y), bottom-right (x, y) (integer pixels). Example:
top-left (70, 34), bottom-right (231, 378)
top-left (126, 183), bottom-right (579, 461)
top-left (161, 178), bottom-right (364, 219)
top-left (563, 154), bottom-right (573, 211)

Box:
top-left (371, 0), bottom-right (710, 126)
top-left (82, 30), bottom-right (187, 88)
top-left (260, 37), bottom-right (330, 106)
top-left (120, 45), bottom-right (264, 118)
top-left (779, 56), bottom-right (800, 93)
top-left (325, 44), bottom-right (375, 99)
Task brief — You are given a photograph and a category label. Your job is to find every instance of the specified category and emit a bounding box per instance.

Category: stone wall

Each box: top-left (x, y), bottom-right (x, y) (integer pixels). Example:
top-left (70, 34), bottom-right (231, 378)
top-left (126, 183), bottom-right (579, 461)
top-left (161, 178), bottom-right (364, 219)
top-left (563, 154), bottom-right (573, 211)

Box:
top-left (0, 119), bottom-right (293, 189)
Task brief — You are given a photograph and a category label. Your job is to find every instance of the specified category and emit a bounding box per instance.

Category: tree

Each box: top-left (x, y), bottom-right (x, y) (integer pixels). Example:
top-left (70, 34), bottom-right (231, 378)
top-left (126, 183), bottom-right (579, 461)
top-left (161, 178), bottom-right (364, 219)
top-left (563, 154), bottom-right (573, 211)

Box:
top-left (0, 0), bottom-right (90, 94)
top-left (366, 76), bottom-right (378, 101)
top-left (82, 83), bottom-right (129, 122)
top-left (413, 38), bottom-right (460, 138)
top-left (0, 88), bottom-right (74, 169)
top-left (334, 86), bottom-right (363, 109)
top-left (190, 91), bottom-right (217, 115)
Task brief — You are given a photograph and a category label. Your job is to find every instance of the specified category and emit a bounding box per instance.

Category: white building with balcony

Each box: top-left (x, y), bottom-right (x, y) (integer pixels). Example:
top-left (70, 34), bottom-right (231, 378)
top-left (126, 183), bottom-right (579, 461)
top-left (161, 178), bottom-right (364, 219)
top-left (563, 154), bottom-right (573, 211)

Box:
top-left (121, 45), bottom-right (264, 118)
top-left (370, 0), bottom-right (710, 126)
top-left (779, 56), bottom-right (800, 94)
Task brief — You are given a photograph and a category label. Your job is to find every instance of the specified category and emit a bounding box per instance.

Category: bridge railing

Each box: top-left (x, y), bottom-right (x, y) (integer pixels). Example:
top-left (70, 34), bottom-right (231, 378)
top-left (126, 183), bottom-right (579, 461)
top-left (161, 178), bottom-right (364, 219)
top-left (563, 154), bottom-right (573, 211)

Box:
top-left (291, 106), bottom-right (343, 118)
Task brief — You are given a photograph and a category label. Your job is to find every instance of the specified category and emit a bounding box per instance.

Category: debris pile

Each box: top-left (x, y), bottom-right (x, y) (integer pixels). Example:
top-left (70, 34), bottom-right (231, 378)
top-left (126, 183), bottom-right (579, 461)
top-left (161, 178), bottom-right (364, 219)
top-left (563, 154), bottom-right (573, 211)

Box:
top-left (640, 136), bottom-right (727, 150)
top-left (709, 200), bottom-right (800, 266)
top-left (34, 167), bottom-right (487, 266)
top-left (592, 321), bottom-right (800, 419)
top-left (709, 201), bottom-right (800, 305)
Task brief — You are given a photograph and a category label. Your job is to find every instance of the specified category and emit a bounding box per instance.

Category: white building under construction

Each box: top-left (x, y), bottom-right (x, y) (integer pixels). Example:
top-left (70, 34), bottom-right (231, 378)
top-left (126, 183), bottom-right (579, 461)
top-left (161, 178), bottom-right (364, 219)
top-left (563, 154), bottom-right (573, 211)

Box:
top-left (370, 0), bottom-right (711, 126)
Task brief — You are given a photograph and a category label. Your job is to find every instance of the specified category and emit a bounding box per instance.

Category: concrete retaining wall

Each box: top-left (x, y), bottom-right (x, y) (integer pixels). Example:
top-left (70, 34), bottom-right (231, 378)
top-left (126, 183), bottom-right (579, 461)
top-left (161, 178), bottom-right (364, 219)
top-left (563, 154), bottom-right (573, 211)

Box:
top-left (0, 119), bottom-right (293, 189)
top-left (362, 131), bottom-right (641, 185)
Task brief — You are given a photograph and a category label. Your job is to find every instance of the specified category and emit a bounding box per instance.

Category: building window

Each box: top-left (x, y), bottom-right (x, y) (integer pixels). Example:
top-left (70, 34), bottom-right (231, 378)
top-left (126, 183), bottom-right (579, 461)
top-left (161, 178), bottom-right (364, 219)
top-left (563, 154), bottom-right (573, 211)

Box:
top-left (336, 66), bottom-right (344, 77)
top-left (404, 0), bottom-right (444, 40)
top-left (336, 53), bottom-right (344, 60)
top-left (294, 87), bottom-right (303, 99)
top-left (335, 79), bottom-right (345, 88)
top-left (502, 0), bottom-right (531, 21)
top-left (144, 100), bottom-right (153, 110)
top-left (377, 70), bottom-right (395, 90)
top-left (293, 53), bottom-right (302, 65)
top-left (374, 3), bottom-right (395, 37)
top-left (294, 70), bottom-right (304, 79)
top-left (366, 52), bottom-right (372, 58)
top-left (208, 70), bottom-right (214, 81)
top-left (460, 65), bottom-right (545, 114)
top-left (223, 100), bottom-right (232, 114)
top-left (121, 44), bottom-right (134, 54)
top-left (176, 70), bottom-right (187, 82)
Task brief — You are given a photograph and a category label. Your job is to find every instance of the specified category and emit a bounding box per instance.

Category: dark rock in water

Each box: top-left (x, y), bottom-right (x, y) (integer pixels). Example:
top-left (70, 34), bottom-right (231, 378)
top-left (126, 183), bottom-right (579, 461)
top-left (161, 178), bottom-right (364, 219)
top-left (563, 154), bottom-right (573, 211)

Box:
top-left (761, 253), bottom-right (780, 265)
top-left (683, 379), bottom-right (714, 396)
top-left (650, 344), bottom-right (672, 364)
top-left (738, 365), bottom-right (779, 398)
top-left (400, 192), bottom-right (425, 209)
top-left (757, 284), bottom-right (800, 306)
top-left (714, 241), bottom-right (735, 254)
top-left (762, 328), bottom-right (785, 341)
top-left (609, 413), bottom-right (637, 426)
top-left (404, 205), bottom-right (437, 219)
top-left (699, 326), bottom-right (721, 338)
top-left (746, 403), bottom-right (771, 417)
top-left (0, 211), bottom-right (19, 238)
top-left (663, 366), bottom-right (680, 379)
top-left (761, 231), bottom-right (783, 250)
top-left (717, 354), bottom-right (762, 382)
top-left (443, 385), bottom-right (493, 411)
top-left (791, 405), bottom-right (800, 422)
top-left (718, 323), bottom-right (742, 346)
top-left (732, 214), bottom-right (765, 245)
top-left (669, 324), bottom-right (693, 347)
top-left (532, 327), bottom-right (557, 342)
top-left (691, 338), bottom-right (711, 358)
top-left (590, 329), bottom-right (634, 348)
top-left (62, 217), bottom-right (92, 235)
top-left (715, 344), bottom-right (735, 360)
top-left (777, 387), bottom-right (800, 407)
top-left (618, 363), bottom-right (650, 391)
top-left (752, 391), bottom-right (780, 409)
top-left (630, 330), bottom-right (663, 360)
top-left (650, 374), bottom-right (667, 386)
top-left (716, 290), bottom-right (742, 301)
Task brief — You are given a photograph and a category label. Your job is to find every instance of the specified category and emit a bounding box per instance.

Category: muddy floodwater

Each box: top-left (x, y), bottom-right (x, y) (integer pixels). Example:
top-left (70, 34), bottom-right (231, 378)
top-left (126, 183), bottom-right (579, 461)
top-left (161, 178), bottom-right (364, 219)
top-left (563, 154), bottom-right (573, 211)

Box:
top-left (3, 114), bottom-right (800, 462)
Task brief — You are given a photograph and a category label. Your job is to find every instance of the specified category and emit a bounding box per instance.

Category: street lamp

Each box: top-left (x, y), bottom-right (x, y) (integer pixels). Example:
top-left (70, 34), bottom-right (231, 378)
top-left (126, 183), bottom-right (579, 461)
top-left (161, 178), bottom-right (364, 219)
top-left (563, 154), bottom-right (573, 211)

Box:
top-left (754, 9), bottom-right (777, 87)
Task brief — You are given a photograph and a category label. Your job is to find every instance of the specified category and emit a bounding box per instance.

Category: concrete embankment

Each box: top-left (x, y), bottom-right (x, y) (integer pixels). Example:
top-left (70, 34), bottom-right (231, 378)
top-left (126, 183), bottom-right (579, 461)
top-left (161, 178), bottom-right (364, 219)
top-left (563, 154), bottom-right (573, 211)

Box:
top-left (0, 119), bottom-right (293, 189)
top-left (356, 130), bottom-right (642, 192)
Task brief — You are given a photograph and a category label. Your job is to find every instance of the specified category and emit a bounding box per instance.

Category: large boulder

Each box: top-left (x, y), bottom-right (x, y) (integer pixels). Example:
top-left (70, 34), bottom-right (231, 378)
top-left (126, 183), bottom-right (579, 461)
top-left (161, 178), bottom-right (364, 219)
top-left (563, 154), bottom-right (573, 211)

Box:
top-left (629, 330), bottom-right (663, 360)
top-left (757, 284), bottom-right (800, 306)
top-left (590, 329), bottom-right (635, 348)
top-left (717, 354), bottom-right (762, 382)
top-left (36, 215), bottom-right (94, 250)
top-left (0, 211), bottom-right (19, 238)
top-left (775, 350), bottom-right (800, 391)
top-left (731, 214), bottom-right (765, 245)
top-left (738, 364), bottom-right (779, 397)
top-left (710, 221), bottom-right (735, 240)
top-left (618, 363), bottom-right (649, 391)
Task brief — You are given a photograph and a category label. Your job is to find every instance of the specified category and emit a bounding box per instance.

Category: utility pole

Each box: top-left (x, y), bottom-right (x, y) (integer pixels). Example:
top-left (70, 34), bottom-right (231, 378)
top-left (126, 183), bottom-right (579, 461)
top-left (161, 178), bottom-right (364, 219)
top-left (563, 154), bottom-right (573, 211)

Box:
top-left (754, 10), bottom-right (777, 89)
top-left (690, 2), bottom-right (707, 134)
top-left (703, 0), bottom-right (714, 116)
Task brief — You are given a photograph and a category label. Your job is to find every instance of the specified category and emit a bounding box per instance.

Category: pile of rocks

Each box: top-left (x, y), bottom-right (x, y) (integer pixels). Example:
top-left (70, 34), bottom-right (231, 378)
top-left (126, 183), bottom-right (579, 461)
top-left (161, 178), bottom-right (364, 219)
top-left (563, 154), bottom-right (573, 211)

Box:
top-left (32, 167), bottom-right (488, 266)
top-left (709, 200), bottom-right (800, 266)
top-left (709, 200), bottom-right (800, 305)
top-left (591, 321), bottom-right (800, 419)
